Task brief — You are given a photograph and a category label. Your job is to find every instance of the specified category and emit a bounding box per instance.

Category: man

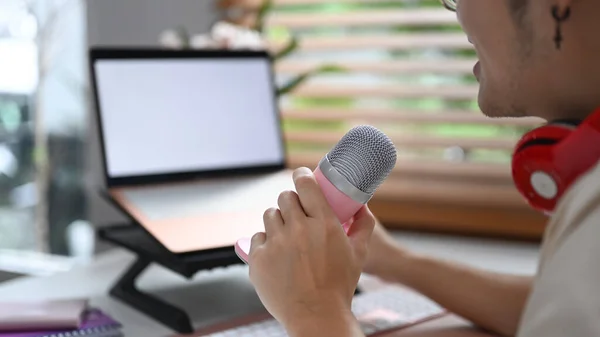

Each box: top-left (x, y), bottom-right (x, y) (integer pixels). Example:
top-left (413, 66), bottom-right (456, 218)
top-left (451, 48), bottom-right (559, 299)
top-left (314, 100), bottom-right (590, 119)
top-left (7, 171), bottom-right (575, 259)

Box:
top-left (247, 0), bottom-right (600, 336)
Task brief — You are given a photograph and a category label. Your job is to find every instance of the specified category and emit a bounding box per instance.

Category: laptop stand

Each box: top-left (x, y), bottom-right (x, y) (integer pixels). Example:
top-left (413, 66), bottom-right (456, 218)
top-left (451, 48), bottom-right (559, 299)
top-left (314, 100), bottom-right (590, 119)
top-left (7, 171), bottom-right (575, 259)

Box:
top-left (98, 224), bottom-right (243, 334)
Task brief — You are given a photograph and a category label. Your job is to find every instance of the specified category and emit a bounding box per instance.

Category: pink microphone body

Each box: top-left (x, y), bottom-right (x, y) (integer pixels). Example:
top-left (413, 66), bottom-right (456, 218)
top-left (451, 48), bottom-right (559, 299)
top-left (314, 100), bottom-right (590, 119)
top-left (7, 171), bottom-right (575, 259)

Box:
top-left (313, 161), bottom-right (373, 233)
top-left (314, 167), bottom-right (361, 230)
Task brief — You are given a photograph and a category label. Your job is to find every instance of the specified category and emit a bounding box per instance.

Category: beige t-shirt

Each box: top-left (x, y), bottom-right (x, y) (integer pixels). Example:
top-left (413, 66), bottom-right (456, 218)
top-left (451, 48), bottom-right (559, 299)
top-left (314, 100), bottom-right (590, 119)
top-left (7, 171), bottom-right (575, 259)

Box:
top-left (517, 161), bottom-right (600, 337)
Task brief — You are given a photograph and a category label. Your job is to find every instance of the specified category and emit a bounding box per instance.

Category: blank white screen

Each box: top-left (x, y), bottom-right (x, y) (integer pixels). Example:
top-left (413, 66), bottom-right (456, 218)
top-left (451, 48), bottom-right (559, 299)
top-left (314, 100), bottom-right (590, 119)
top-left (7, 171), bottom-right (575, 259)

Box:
top-left (94, 58), bottom-right (284, 178)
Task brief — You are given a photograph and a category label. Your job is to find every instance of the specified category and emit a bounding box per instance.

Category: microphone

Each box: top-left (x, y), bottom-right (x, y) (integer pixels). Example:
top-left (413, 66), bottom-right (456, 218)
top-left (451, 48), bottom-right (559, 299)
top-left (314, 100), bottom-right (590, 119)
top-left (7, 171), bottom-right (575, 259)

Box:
top-left (235, 125), bottom-right (397, 263)
top-left (313, 125), bottom-right (397, 229)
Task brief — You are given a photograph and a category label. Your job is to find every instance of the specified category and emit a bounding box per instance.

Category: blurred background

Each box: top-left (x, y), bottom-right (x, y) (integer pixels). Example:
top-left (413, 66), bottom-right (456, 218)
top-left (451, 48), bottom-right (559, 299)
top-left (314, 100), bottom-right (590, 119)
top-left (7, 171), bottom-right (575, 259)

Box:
top-left (0, 0), bottom-right (546, 281)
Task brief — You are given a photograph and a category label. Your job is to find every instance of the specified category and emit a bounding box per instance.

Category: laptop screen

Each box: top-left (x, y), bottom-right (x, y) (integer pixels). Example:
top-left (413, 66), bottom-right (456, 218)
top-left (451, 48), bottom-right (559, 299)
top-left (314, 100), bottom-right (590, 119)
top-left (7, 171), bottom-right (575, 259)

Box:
top-left (90, 49), bottom-right (285, 186)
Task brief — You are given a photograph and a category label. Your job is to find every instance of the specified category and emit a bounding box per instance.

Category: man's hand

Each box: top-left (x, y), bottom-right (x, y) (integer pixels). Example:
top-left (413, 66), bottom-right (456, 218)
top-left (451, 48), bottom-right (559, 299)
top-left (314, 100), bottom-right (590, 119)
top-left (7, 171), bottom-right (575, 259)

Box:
top-left (248, 167), bottom-right (376, 337)
top-left (363, 222), bottom-right (533, 337)
top-left (363, 221), bottom-right (411, 282)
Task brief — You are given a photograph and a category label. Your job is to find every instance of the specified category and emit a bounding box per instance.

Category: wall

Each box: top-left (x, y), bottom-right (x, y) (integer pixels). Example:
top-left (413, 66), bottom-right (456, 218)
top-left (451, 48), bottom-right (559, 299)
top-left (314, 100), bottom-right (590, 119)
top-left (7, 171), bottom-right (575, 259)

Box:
top-left (86, 0), bottom-right (221, 47)
top-left (85, 0), bottom-right (222, 231)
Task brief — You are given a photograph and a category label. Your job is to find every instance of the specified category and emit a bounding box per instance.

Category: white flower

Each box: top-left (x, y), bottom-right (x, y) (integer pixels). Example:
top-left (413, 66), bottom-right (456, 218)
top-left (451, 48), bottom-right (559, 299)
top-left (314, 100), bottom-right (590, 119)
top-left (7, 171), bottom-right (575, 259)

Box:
top-left (190, 34), bottom-right (219, 49)
top-left (210, 21), bottom-right (266, 50)
top-left (159, 21), bottom-right (266, 51)
top-left (158, 29), bottom-right (185, 49)
top-left (211, 21), bottom-right (241, 42)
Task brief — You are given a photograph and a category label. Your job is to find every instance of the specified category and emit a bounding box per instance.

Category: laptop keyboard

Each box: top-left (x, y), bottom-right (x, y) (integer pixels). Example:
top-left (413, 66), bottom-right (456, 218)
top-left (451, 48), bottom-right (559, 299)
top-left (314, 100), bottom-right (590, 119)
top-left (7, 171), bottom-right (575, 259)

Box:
top-left (120, 170), bottom-right (295, 221)
top-left (199, 287), bottom-right (445, 336)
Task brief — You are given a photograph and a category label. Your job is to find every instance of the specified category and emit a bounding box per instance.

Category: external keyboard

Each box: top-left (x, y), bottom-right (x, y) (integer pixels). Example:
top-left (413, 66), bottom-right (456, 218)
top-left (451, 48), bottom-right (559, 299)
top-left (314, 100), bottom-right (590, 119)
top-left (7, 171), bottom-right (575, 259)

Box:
top-left (199, 286), bottom-right (445, 336)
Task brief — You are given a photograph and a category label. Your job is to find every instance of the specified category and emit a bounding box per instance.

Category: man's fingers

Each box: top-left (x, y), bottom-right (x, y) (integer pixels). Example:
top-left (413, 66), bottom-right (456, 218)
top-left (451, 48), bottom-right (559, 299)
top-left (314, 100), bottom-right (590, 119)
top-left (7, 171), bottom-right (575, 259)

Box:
top-left (249, 231), bottom-right (266, 257)
top-left (248, 231), bottom-right (266, 280)
top-left (277, 190), bottom-right (305, 223)
top-left (292, 167), bottom-right (334, 219)
top-left (346, 206), bottom-right (376, 260)
top-left (263, 207), bottom-right (284, 236)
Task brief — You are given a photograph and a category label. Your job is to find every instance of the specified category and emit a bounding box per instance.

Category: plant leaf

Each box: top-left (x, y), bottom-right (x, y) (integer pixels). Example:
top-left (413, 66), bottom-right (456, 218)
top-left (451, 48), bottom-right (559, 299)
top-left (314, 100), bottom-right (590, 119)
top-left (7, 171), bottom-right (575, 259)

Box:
top-left (254, 0), bottom-right (273, 33)
top-left (175, 25), bottom-right (191, 48)
top-left (276, 64), bottom-right (346, 97)
top-left (274, 35), bottom-right (299, 60)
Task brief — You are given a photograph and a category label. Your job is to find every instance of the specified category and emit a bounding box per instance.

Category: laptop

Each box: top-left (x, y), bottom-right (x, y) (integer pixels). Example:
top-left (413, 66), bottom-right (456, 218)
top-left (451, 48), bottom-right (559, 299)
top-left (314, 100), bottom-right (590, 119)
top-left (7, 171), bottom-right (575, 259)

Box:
top-left (88, 48), bottom-right (296, 255)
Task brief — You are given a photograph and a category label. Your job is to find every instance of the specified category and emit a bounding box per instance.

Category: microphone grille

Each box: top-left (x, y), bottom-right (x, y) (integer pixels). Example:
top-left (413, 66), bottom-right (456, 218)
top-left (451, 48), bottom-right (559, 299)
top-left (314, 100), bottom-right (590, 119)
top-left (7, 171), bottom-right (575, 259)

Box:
top-left (327, 125), bottom-right (397, 195)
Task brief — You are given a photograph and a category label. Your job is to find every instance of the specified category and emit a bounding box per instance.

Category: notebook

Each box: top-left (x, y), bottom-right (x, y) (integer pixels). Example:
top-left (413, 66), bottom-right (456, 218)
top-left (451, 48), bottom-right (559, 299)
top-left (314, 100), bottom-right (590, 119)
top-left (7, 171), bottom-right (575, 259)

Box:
top-left (89, 48), bottom-right (292, 255)
top-left (0, 309), bottom-right (122, 337)
top-left (0, 299), bottom-right (88, 331)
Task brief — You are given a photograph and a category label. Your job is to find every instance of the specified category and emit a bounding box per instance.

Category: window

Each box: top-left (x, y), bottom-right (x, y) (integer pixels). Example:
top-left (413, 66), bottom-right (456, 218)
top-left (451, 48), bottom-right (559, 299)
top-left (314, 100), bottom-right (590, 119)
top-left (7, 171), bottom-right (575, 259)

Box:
top-left (0, 0), bottom-right (38, 253)
top-left (219, 0), bottom-right (548, 239)
top-left (0, 0), bottom-right (88, 258)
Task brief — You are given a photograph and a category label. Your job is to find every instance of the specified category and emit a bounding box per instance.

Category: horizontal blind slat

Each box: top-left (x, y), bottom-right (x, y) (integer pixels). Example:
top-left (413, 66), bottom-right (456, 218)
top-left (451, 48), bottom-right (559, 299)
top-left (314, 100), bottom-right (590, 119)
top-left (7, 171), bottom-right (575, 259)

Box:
top-left (289, 84), bottom-right (478, 99)
top-left (263, 9), bottom-right (458, 28)
top-left (277, 59), bottom-right (478, 75)
top-left (376, 178), bottom-right (526, 208)
top-left (282, 108), bottom-right (544, 126)
top-left (285, 131), bottom-right (517, 150)
top-left (218, 0), bottom-right (403, 9)
top-left (269, 33), bottom-right (472, 51)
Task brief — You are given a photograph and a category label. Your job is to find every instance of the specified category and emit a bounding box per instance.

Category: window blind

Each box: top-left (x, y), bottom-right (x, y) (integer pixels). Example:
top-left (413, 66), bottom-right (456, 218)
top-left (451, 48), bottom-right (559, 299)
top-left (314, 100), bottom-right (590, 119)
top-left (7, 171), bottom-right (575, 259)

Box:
top-left (218, 0), bottom-right (548, 236)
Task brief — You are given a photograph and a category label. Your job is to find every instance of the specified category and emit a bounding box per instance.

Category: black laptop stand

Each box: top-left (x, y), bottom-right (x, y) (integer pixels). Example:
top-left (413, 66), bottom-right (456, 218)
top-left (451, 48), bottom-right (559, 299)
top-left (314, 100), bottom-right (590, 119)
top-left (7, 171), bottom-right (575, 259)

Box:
top-left (98, 224), bottom-right (243, 334)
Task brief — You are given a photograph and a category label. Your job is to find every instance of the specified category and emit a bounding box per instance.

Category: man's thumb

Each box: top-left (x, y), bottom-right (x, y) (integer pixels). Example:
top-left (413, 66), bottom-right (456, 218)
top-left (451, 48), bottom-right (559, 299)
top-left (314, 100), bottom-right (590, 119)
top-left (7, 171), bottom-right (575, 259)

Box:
top-left (346, 205), bottom-right (376, 257)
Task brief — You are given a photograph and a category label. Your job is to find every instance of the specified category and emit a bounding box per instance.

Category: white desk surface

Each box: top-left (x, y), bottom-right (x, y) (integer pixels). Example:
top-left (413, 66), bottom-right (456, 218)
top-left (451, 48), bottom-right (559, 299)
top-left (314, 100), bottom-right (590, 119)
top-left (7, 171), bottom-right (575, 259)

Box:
top-left (0, 231), bottom-right (540, 337)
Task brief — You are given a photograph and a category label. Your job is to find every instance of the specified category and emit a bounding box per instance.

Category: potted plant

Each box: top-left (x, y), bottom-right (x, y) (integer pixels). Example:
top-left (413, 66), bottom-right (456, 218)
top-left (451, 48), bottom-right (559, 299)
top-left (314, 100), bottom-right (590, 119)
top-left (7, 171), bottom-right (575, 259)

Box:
top-left (159, 0), bottom-right (344, 97)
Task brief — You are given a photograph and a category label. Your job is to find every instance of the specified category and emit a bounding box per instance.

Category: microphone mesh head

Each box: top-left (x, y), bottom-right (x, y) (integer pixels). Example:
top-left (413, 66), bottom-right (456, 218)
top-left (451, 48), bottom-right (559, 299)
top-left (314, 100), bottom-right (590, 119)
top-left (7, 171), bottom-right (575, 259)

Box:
top-left (327, 125), bottom-right (397, 195)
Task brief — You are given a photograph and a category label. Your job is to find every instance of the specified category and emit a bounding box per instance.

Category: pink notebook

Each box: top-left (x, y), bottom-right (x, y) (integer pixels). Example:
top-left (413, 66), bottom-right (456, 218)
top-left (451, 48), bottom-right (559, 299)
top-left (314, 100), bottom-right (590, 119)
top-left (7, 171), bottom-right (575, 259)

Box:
top-left (0, 299), bottom-right (88, 331)
top-left (0, 309), bottom-right (122, 337)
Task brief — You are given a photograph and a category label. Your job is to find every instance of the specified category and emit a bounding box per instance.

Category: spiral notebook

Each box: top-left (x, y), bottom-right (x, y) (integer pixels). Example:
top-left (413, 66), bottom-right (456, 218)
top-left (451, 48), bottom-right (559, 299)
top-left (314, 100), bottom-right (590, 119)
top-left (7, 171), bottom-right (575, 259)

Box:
top-left (0, 309), bottom-right (123, 337)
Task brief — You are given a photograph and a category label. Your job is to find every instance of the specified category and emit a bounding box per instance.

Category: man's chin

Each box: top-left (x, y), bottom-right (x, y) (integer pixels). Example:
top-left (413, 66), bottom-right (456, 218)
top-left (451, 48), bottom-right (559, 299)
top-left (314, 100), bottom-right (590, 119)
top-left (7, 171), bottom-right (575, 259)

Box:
top-left (478, 96), bottom-right (526, 118)
top-left (478, 93), bottom-right (509, 118)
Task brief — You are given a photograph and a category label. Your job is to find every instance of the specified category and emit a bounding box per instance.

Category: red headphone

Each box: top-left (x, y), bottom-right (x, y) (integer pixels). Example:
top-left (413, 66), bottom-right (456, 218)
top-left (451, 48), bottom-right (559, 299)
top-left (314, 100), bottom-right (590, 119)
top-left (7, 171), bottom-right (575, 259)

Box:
top-left (512, 107), bottom-right (600, 214)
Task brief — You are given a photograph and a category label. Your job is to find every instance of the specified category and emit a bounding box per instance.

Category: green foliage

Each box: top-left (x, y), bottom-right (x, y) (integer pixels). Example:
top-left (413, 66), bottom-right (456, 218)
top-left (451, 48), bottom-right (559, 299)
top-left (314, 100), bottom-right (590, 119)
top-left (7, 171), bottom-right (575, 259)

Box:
top-left (254, 0), bottom-right (273, 33)
top-left (444, 99), bottom-right (480, 110)
top-left (273, 35), bottom-right (299, 60)
top-left (32, 146), bottom-right (48, 167)
top-left (283, 119), bottom-right (346, 132)
top-left (0, 100), bottom-right (22, 132)
top-left (277, 65), bottom-right (346, 97)
top-left (173, 25), bottom-right (191, 47)
top-left (254, 0), bottom-right (349, 98)
top-left (271, 0), bottom-right (444, 12)
top-left (469, 149), bottom-right (513, 163)
top-left (267, 26), bottom-right (292, 40)
top-left (418, 124), bottom-right (517, 138)
top-left (291, 97), bottom-right (355, 109)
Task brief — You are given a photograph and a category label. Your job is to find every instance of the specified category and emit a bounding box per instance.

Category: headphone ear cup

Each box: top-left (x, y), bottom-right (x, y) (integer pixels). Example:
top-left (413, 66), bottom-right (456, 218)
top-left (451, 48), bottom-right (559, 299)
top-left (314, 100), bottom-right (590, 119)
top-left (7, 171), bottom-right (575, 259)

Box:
top-left (511, 125), bottom-right (573, 213)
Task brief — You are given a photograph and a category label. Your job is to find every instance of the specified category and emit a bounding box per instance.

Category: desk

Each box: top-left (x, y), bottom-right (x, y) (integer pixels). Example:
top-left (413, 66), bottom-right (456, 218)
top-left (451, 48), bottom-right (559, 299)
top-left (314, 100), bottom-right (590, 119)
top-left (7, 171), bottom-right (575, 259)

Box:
top-left (0, 232), bottom-right (540, 336)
